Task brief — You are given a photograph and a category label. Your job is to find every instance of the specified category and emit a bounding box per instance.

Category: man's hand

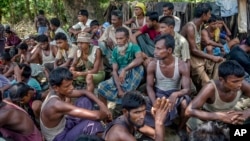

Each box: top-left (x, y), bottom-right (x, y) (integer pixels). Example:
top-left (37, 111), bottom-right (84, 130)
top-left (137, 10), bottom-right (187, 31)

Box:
top-left (151, 97), bottom-right (170, 124)
top-left (217, 111), bottom-right (244, 124)
top-left (106, 38), bottom-right (114, 48)
top-left (118, 89), bottom-right (125, 98)
top-left (100, 105), bottom-right (112, 121)
top-left (119, 69), bottom-right (126, 84)
top-left (167, 93), bottom-right (179, 112)
top-left (229, 111), bottom-right (248, 125)
top-left (211, 56), bottom-right (224, 63)
top-left (71, 71), bottom-right (81, 78)
top-left (69, 67), bottom-right (75, 72)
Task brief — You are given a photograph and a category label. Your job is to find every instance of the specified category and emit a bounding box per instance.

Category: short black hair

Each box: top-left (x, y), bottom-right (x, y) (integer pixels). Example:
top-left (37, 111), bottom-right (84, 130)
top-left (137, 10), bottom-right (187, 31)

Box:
top-left (163, 2), bottom-right (174, 10)
top-left (90, 20), bottom-right (99, 27)
top-left (37, 34), bottom-right (49, 42)
top-left (115, 27), bottom-right (129, 38)
top-left (54, 32), bottom-right (67, 41)
top-left (111, 10), bottom-right (123, 20)
top-left (18, 63), bottom-right (32, 79)
top-left (146, 11), bottom-right (159, 22)
top-left (50, 18), bottom-right (61, 27)
top-left (159, 16), bottom-right (175, 26)
top-left (79, 9), bottom-right (89, 17)
top-left (0, 52), bottom-right (11, 61)
top-left (154, 34), bottom-right (175, 52)
top-left (218, 60), bottom-right (245, 80)
top-left (189, 121), bottom-right (229, 141)
top-left (122, 91), bottom-right (146, 111)
top-left (194, 3), bottom-right (212, 18)
top-left (208, 14), bottom-right (217, 24)
top-left (49, 67), bottom-right (73, 87)
top-left (8, 82), bottom-right (34, 101)
top-left (18, 42), bottom-right (28, 50)
top-left (38, 10), bottom-right (45, 15)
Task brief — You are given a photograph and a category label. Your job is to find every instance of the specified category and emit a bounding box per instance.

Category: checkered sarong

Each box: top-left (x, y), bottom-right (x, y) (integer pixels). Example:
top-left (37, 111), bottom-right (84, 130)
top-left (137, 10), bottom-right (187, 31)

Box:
top-left (98, 65), bottom-right (144, 104)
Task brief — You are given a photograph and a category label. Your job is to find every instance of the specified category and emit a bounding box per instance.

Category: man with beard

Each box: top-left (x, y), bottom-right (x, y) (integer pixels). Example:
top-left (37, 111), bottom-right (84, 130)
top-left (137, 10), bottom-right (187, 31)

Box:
top-left (131, 11), bottom-right (160, 58)
top-left (145, 34), bottom-right (191, 140)
top-left (98, 10), bottom-right (131, 72)
top-left (97, 27), bottom-right (144, 107)
top-left (103, 91), bottom-right (170, 141)
top-left (180, 3), bottom-right (224, 92)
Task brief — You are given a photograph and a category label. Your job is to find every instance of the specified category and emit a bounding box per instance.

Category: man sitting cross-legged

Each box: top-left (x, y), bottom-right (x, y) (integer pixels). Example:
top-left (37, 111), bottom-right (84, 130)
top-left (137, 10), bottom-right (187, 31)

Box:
top-left (185, 60), bottom-right (250, 132)
top-left (97, 27), bottom-right (144, 106)
top-left (145, 34), bottom-right (191, 138)
top-left (70, 32), bottom-right (105, 93)
top-left (103, 91), bottom-right (171, 141)
top-left (40, 67), bottom-right (111, 141)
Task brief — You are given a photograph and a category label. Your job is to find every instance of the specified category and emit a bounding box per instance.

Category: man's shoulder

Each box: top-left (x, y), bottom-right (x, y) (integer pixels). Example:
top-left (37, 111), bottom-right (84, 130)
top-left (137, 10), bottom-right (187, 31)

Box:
top-left (122, 24), bottom-right (131, 31)
top-left (175, 32), bottom-right (186, 40)
top-left (86, 19), bottom-right (93, 26)
top-left (174, 15), bottom-right (181, 21)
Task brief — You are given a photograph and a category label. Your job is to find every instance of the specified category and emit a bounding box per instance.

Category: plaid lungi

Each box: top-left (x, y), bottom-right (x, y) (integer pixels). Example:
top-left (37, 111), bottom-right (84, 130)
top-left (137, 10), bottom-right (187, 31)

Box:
top-left (97, 65), bottom-right (144, 104)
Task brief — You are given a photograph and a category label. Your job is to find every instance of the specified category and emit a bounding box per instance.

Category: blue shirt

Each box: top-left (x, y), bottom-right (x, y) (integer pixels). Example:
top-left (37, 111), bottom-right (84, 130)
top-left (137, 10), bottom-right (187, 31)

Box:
top-left (11, 77), bottom-right (42, 91)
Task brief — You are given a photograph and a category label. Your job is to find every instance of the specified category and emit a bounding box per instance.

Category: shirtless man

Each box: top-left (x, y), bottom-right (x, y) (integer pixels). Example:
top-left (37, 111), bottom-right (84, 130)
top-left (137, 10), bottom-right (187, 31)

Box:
top-left (40, 67), bottom-right (111, 141)
top-left (0, 52), bottom-right (15, 79)
top-left (180, 3), bottom-right (224, 91)
top-left (146, 34), bottom-right (190, 139)
top-left (104, 91), bottom-right (170, 141)
top-left (185, 60), bottom-right (250, 131)
top-left (0, 91), bottom-right (43, 141)
top-left (11, 42), bottom-right (31, 64)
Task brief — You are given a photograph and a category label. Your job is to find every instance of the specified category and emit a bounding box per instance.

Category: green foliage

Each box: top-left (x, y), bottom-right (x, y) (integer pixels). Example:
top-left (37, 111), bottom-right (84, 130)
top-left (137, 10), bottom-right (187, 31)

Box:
top-left (0, 0), bottom-right (214, 24)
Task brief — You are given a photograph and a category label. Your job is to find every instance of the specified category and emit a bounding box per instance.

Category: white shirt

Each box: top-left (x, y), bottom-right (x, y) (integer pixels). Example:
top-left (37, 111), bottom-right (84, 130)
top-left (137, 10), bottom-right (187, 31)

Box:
top-left (72, 19), bottom-right (93, 31)
top-left (159, 15), bottom-right (181, 32)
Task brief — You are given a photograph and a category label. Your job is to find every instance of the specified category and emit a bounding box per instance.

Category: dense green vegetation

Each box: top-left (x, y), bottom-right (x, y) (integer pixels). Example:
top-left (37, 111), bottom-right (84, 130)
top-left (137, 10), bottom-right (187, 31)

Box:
top-left (0, 0), bottom-right (214, 24)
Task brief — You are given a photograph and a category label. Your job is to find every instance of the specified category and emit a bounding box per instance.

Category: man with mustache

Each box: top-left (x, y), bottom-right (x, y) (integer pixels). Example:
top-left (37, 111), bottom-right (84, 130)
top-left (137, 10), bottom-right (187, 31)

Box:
top-left (146, 34), bottom-right (191, 140)
top-left (103, 91), bottom-right (170, 141)
top-left (97, 27), bottom-right (144, 107)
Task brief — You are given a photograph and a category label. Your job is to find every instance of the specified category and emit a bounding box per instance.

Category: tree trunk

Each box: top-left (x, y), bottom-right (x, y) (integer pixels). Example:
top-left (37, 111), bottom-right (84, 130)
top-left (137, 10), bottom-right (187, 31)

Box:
top-left (61, 0), bottom-right (104, 26)
top-left (9, 0), bottom-right (15, 24)
top-left (26, 0), bottom-right (32, 20)
top-left (33, 0), bottom-right (38, 17)
top-left (52, 0), bottom-right (60, 18)
top-left (0, 8), bottom-right (2, 23)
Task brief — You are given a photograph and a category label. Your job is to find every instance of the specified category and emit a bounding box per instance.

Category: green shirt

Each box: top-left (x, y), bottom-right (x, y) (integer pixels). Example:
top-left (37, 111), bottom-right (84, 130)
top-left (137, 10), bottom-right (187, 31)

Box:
top-left (112, 43), bottom-right (141, 69)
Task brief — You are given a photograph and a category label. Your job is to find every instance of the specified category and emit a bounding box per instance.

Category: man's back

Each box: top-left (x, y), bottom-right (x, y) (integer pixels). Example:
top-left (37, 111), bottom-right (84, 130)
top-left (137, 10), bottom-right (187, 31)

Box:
top-left (36, 15), bottom-right (48, 27)
top-left (0, 100), bottom-right (42, 141)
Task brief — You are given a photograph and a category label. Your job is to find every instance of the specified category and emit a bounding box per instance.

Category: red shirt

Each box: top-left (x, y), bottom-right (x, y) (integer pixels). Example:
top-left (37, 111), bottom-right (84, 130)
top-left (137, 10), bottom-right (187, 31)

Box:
top-left (140, 25), bottom-right (160, 41)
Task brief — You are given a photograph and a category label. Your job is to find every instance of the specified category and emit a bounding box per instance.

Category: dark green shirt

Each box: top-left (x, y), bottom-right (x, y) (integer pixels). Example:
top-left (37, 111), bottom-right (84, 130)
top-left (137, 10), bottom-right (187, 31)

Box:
top-left (112, 43), bottom-right (141, 69)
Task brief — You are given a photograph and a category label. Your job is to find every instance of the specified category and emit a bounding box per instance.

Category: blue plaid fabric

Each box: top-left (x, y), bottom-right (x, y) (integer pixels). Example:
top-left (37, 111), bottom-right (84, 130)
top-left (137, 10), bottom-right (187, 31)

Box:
top-left (97, 65), bottom-right (144, 104)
